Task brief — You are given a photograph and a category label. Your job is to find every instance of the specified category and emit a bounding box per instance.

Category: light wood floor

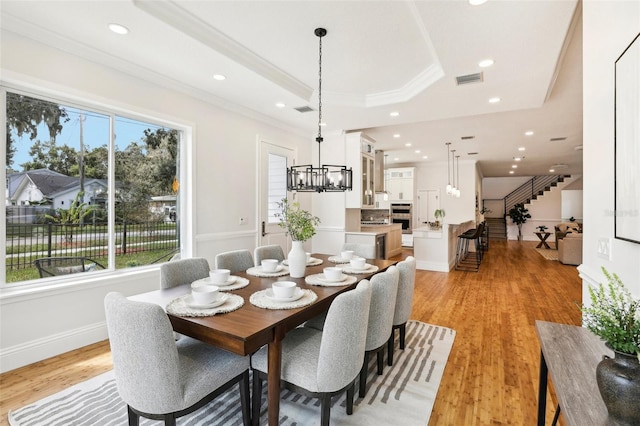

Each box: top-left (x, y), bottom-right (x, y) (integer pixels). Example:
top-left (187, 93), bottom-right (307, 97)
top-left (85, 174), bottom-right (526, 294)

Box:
top-left (0, 240), bottom-right (582, 426)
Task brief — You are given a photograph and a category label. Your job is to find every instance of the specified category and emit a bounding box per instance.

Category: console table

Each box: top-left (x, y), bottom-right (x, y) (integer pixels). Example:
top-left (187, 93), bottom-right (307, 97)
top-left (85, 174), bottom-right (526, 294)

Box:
top-left (535, 320), bottom-right (612, 426)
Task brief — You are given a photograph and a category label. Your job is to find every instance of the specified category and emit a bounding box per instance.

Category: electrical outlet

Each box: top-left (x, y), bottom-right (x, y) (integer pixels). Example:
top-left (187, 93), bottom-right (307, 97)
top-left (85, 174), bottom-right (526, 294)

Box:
top-left (597, 237), bottom-right (612, 260)
top-left (239, 217), bottom-right (247, 225)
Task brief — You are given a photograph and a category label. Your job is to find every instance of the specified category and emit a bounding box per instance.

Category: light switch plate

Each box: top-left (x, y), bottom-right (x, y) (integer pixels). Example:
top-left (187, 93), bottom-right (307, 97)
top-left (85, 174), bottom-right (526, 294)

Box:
top-left (597, 237), bottom-right (612, 260)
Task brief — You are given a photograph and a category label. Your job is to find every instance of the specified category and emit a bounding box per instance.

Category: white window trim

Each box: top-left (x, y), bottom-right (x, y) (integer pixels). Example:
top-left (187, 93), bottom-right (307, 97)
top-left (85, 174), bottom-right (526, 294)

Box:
top-left (1, 80), bottom-right (195, 290)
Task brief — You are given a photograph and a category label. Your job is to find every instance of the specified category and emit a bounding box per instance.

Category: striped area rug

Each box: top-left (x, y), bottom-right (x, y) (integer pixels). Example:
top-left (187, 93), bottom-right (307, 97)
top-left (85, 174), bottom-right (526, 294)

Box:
top-left (8, 321), bottom-right (455, 426)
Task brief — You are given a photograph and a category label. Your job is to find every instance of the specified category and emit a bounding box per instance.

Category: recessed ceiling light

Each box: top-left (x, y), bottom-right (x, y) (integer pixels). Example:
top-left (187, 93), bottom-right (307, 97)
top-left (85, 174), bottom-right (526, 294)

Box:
top-left (509, 170), bottom-right (515, 174)
top-left (394, 157), bottom-right (400, 161)
top-left (275, 102), bottom-right (286, 108)
top-left (478, 59), bottom-right (494, 68)
top-left (319, 122), bottom-right (327, 127)
top-left (525, 131), bottom-right (534, 136)
top-left (518, 147), bottom-right (526, 151)
top-left (422, 156), bottom-right (428, 159)
top-left (549, 169), bottom-right (555, 172)
top-left (489, 97), bottom-right (501, 104)
top-left (390, 112), bottom-right (399, 117)
top-left (213, 74), bottom-right (226, 81)
top-left (512, 165), bottom-right (518, 168)
top-left (415, 150), bottom-right (421, 154)
top-left (393, 134), bottom-right (400, 138)
top-left (405, 143), bottom-right (412, 147)
top-left (469, 0), bottom-right (488, 5)
top-left (108, 23), bottom-right (129, 35)
top-left (514, 157), bottom-right (522, 161)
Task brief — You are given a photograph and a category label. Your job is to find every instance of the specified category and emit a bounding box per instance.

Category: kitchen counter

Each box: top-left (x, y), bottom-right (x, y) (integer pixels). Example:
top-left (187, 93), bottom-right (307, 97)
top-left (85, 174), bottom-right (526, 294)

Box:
top-left (357, 223), bottom-right (402, 259)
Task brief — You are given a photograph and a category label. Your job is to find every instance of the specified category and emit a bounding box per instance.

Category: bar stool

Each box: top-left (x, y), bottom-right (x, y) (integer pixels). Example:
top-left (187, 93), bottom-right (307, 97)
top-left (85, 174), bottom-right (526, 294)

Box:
top-left (455, 222), bottom-right (485, 271)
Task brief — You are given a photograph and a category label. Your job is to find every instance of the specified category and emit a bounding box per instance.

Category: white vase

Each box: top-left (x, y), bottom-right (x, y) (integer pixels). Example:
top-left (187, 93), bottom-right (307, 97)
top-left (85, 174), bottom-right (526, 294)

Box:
top-left (288, 240), bottom-right (307, 278)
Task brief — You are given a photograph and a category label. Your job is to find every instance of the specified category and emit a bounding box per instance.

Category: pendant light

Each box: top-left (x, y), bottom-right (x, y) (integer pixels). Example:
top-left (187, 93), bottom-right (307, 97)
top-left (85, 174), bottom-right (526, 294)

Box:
top-left (445, 142), bottom-right (452, 195)
top-left (450, 148), bottom-right (457, 196)
top-left (455, 154), bottom-right (461, 198)
top-left (287, 28), bottom-right (352, 193)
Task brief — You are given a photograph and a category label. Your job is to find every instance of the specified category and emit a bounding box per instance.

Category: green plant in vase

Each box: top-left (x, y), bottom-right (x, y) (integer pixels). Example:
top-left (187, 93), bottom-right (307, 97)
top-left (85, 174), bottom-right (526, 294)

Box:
top-left (508, 203), bottom-right (531, 241)
top-left (433, 209), bottom-right (445, 228)
top-left (275, 198), bottom-right (320, 278)
top-left (536, 225), bottom-right (548, 233)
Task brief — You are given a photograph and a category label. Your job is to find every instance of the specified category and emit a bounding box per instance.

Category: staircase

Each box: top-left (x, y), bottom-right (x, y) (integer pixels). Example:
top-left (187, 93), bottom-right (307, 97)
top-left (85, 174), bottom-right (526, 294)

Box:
top-left (485, 217), bottom-right (507, 240)
top-left (504, 175), bottom-right (569, 214)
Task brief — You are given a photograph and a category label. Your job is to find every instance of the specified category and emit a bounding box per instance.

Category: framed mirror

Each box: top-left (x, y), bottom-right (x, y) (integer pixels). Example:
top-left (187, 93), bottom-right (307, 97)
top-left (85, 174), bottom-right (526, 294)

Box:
top-left (614, 32), bottom-right (640, 244)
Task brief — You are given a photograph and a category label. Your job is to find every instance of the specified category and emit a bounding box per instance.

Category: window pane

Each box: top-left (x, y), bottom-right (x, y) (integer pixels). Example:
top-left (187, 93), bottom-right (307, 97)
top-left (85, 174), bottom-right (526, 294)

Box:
top-left (267, 153), bottom-right (287, 223)
top-left (4, 91), bottom-right (181, 284)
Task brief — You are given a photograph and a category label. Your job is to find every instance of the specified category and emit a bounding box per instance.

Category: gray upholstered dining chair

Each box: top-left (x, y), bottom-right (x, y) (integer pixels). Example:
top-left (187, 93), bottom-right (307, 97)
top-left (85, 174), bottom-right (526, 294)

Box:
top-left (359, 265), bottom-right (399, 398)
top-left (104, 292), bottom-right (251, 426)
top-left (341, 242), bottom-right (376, 259)
top-left (251, 280), bottom-right (372, 426)
top-left (159, 257), bottom-right (210, 289)
top-left (387, 256), bottom-right (416, 366)
top-left (253, 245), bottom-right (285, 266)
top-left (215, 249), bottom-right (254, 274)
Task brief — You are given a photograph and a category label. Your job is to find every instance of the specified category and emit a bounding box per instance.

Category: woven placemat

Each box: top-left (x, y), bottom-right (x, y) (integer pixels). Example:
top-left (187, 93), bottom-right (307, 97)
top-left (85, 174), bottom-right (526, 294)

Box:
top-left (282, 257), bottom-right (323, 267)
top-left (305, 273), bottom-right (358, 287)
top-left (166, 293), bottom-right (244, 317)
top-left (191, 276), bottom-right (250, 291)
top-left (341, 264), bottom-right (379, 274)
top-left (249, 288), bottom-right (317, 310)
top-left (246, 265), bottom-right (290, 278)
top-left (327, 255), bottom-right (351, 264)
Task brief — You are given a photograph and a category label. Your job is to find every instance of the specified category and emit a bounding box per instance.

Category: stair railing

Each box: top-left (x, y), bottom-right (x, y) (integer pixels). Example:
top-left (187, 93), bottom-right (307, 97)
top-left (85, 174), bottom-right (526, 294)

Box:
top-left (503, 175), bottom-right (566, 215)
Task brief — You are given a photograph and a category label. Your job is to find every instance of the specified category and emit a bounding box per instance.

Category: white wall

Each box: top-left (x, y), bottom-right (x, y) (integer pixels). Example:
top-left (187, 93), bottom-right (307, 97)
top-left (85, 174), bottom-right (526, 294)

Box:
top-left (414, 160), bottom-right (477, 227)
top-left (581, 1), bottom-right (640, 301)
top-left (0, 32), bottom-right (310, 372)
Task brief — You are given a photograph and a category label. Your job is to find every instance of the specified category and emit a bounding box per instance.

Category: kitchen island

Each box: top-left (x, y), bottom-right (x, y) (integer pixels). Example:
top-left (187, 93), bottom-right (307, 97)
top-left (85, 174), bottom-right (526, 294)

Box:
top-left (345, 223), bottom-right (402, 259)
top-left (413, 221), bottom-right (475, 271)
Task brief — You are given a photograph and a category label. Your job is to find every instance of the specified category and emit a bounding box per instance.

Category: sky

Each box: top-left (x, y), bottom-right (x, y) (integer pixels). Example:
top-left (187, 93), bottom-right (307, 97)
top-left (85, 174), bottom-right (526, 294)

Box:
top-left (9, 105), bottom-right (162, 172)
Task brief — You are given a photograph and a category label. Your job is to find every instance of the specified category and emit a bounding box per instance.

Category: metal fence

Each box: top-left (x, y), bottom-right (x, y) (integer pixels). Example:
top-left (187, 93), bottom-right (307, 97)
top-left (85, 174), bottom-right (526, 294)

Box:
top-left (6, 221), bottom-right (178, 270)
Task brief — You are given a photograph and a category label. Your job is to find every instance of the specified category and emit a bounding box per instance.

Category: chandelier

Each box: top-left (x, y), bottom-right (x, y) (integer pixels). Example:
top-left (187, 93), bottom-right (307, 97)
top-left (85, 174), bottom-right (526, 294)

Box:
top-left (287, 28), bottom-right (352, 193)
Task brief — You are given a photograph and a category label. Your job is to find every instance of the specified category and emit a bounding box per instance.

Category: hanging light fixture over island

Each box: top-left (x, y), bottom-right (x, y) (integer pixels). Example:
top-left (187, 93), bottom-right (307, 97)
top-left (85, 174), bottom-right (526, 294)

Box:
top-left (287, 28), bottom-right (352, 193)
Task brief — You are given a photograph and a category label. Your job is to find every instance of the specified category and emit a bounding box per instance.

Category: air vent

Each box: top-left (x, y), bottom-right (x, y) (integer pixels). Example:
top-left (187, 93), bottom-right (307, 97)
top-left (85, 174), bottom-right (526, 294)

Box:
top-left (574, 145), bottom-right (583, 151)
top-left (456, 72), bottom-right (483, 85)
top-left (461, 135), bottom-right (475, 140)
top-left (550, 163), bottom-right (569, 169)
top-left (467, 152), bottom-right (478, 155)
top-left (294, 106), bottom-right (315, 113)
top-left (550, 137), bottom-right (567, 142)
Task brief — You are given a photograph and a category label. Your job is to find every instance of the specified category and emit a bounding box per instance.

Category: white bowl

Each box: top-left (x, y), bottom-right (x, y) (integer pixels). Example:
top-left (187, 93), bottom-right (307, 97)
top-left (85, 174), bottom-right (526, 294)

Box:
top-left (261, 259), bottom-right (279, 272)
top-left (272, 281), bottom-right (297, 298)
top-left (192, 285), bottom-right (219, 305)
top-left (350, 257), bottom-right (366, 270)
top-left (324, 267), bottom-right (343, 281)
top-left (209, 269), bottom-right (230, 284)
top-left (341, 250), bottom-right (354, 260)
top-left (306, 252), bottom-right (312, 262)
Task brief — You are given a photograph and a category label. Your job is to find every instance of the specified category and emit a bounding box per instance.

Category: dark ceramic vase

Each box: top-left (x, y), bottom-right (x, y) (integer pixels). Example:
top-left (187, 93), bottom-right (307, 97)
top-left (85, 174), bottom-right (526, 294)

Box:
top-left (596, 348), bottom-right (640, 425)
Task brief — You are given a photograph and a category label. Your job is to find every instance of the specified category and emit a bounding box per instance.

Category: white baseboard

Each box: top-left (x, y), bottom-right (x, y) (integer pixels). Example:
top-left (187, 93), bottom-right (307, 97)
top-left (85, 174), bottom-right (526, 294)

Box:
top-left (416, 260), bottom-right (450, 272)
top-left (0, 322), bottom-right (107, 373)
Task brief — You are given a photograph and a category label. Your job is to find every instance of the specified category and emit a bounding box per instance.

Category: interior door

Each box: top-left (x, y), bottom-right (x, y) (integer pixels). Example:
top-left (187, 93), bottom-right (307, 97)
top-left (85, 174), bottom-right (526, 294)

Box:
top-left (258, 140), bottom-right (294, 252)
top-left (417, 189), bottom-right (440, 226)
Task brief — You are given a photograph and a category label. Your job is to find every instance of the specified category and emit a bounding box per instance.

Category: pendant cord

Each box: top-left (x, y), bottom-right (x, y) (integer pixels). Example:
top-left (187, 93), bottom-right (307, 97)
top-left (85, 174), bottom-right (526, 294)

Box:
top-left (316, 31), bottom-right (323, 168)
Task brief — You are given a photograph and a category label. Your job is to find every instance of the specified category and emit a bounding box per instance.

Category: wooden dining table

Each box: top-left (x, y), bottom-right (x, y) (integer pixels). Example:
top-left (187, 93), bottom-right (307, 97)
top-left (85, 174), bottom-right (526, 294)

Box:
top-left (129, 253), bottom-right (399, 426)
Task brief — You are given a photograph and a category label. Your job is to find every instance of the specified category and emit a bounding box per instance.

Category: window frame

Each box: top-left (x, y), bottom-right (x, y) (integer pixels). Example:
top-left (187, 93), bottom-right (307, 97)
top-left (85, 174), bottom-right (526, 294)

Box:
top-left (1, 83), bottom-right (194, 289)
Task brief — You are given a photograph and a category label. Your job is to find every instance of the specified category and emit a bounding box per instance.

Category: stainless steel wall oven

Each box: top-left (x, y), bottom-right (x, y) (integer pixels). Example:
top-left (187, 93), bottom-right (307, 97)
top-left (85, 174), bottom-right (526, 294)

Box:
top-left (391, 203), bottom-right (412, 234)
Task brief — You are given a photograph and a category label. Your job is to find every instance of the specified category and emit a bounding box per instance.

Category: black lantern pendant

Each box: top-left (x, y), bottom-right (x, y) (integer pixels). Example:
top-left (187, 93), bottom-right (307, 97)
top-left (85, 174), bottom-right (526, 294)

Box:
top-left (287, 28), bottom-right (352, 193)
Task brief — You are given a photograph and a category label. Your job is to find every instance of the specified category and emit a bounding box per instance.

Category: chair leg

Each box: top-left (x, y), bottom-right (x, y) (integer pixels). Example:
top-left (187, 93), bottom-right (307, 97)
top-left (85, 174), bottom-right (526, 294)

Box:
top-left (346, 381), bottom-right (355, 415)
top-left (127, 406), bottom-right (140, 426)
top-left (239, 371), bottom-right (251, 426)
top-left (163, 416), bottom-right (176, 426)
top-left (399, 324), bottom-right (406, 349)
top-left (377, 348), bottom-right (384, 374)
top-left (320, 393), bottom-right (331, 426)
top-left (387, 330), bottom-right (395, 366)
top-left (251, 371), bottom-right (263, 426)
top-left (359, 352), bottom-right (370, 398)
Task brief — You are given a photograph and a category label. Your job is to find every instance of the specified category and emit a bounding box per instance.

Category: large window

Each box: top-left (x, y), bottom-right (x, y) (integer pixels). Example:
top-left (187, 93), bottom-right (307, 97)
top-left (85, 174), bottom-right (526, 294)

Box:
top-left (4, 90), bottom-right (181, 284)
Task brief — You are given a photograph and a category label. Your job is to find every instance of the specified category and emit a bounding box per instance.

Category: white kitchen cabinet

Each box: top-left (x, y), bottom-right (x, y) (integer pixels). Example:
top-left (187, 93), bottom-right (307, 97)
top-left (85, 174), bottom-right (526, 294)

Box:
top-left (345, 132), bottom-right (376, 208)
top-left (386, 167), bottom-right (414, 201)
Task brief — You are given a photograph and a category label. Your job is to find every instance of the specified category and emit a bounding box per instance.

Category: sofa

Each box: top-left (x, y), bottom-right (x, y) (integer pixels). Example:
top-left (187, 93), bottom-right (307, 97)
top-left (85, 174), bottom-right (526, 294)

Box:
top-left (554, 222), bottom-right (582, 249)
top-left (558, 232), bottom-right (582, 265)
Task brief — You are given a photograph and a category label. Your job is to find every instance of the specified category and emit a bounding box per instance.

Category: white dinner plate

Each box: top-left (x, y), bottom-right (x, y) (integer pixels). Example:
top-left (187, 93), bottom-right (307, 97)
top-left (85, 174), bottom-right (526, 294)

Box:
top-left (318, 274), bottom-right (347, 283)
top-left (193, 276), bottom-right (237, 287)
top-left (264, 287), bottom-right (304, 303)
top-left (260, 265), bottom-right (284, 273)
top-left (348, 264), bottom-right (370, 271)
top-left (185, 293), bottom-right (229, 309)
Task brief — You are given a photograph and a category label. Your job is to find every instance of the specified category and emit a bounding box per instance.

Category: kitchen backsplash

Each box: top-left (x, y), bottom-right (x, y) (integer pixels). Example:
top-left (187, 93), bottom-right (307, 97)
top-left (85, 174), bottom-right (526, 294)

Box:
top-left (361, 208), bottom-right (390, 222)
